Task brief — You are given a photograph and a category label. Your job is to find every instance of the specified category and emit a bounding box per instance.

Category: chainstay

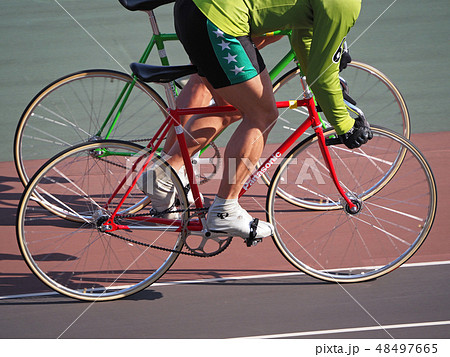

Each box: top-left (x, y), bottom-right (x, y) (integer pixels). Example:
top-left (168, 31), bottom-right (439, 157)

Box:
top-left (104, 229), bottom-right (203, 257)
top-left (106, 207), bottom-right (222, 258)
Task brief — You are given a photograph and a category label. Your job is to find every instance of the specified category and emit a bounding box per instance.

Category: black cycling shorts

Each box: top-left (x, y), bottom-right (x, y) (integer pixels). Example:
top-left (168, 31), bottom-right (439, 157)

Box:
top-left (174, 0), bottom-right (266, 89)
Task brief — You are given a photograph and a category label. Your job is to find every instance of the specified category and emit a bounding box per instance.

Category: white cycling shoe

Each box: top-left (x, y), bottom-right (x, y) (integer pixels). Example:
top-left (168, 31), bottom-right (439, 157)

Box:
top-left (206, 196), bottom-right (274, 240)
top-left (137, 163), bottom-right (203, 219)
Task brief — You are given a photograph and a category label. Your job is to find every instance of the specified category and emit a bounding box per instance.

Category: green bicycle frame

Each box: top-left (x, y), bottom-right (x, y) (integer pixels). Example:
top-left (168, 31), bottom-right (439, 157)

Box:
top-left (96, 24), bottom-right (327, 149)
top-left (96, 26), bottom-right (179, 139)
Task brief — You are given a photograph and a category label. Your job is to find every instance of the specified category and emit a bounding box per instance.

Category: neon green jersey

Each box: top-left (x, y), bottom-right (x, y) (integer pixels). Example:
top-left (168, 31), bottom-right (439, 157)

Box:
top-left (192, 0), bottom-right (361, 134)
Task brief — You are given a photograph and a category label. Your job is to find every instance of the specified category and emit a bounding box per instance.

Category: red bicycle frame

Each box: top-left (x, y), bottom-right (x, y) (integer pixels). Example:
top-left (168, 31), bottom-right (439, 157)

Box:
top-left (102, 79), bottom-right (356, 233)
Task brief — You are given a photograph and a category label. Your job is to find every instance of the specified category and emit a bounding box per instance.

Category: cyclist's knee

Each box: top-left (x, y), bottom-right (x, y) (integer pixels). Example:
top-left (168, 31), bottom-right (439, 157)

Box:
top-left (242, 104), bottom-right (278, 131)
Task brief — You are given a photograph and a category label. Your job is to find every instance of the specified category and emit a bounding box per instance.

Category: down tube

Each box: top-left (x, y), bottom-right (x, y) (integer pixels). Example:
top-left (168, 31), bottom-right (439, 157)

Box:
top-left (239, 117), bottom-right (312, 196)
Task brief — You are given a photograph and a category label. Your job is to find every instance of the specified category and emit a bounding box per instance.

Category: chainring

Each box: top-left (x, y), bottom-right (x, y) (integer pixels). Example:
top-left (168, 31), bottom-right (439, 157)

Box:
top-left (184, 234), bottom-right (233, 257)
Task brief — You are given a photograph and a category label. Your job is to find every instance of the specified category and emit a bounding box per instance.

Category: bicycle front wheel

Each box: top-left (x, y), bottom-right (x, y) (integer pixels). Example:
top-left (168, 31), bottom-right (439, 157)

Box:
top-left (14, 69), bottom-right (168, 186)
top-left (267, 127), bottom-right (436, 283)
top-left (17, 140), bottom-right (188, 301)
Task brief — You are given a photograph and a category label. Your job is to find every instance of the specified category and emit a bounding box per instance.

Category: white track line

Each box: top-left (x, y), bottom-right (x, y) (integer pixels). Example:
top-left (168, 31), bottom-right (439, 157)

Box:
top-left (233, 320), bottom-right (450, 339)
top-left (1, 260), bottom-right (449, 300)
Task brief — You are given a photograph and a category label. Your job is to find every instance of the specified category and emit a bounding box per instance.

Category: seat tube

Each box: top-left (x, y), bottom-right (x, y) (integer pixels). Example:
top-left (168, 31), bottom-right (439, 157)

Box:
top-left (300, 76), bottom-right (313, 100)
top-left (173, 115), bottom-right (203, 208)
top-left (162, 82), bottom-right (177, 109)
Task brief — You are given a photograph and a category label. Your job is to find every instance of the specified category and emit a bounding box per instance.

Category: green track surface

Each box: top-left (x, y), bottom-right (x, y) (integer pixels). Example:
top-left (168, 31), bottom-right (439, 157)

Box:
top-left (1, 0), bottom-right (449, 162)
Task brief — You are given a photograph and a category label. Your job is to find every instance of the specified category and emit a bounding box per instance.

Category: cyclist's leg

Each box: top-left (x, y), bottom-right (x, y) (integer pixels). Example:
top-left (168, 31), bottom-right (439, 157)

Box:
top-left (174, 69), bottom-right (276, 239)
top-left (291, 0), bottom-right (361, 135)
top-left (202, 71), bottom-right (278, 239)
top-left (166, 78), bottom-right (242, 166)
top-left (162, 34), bottom-right (283, 154)
top-left (174, 0), bottom-right (278, 197)
top-left (169, 0), bottom-right (278, 238)
top-left (211, 70), bottom-right (277, 199)
top-left (164, 73), bottom-right (213, 151)
top-left (164, 70), bottom-right (277, 191)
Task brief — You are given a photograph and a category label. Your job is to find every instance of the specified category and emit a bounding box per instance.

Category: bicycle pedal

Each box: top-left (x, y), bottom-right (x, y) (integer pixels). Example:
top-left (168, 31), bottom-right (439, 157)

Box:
top-left (245, 237), bottom-right (262, 247)
top-left (244, 218), bottom-right (259, 247)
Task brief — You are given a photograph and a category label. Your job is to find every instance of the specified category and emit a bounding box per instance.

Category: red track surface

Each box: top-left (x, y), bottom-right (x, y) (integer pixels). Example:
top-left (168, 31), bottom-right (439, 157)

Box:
top-left (1, 131), bottom-right (449, 297)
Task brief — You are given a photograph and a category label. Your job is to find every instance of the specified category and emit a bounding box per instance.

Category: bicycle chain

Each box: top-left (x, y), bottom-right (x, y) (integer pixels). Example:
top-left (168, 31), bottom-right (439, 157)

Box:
top-left (130, 138), bottom-right (153, 143)
top-left (105, 208), bottom-right (230, 258)
top-left (104, 229), bottom-right (205, 257)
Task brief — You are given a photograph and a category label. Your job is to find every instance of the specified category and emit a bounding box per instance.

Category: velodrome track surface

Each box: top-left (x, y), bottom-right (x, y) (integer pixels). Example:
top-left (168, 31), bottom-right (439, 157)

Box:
top-left (0, 132), bottom-right (449, 340)
top-left (1, 0), bottom-right (449, 344)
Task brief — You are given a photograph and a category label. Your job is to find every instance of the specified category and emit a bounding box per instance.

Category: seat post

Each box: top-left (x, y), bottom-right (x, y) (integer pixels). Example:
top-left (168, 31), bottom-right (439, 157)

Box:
top-left (300, 76), bottom-right (313, 100)
top-left (146, 10), bottom-right (160, 36)
top-left (163, 82), bottom-right (178, 109)
top-left (145, 9), bottom-right (178, 105)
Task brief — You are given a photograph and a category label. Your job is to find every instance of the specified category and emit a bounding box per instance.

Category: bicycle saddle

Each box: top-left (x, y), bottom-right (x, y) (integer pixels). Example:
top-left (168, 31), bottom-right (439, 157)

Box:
top-left (119, 0), bottom-right (175, 12)
top-left (130, 63), bottom-right (198, 83)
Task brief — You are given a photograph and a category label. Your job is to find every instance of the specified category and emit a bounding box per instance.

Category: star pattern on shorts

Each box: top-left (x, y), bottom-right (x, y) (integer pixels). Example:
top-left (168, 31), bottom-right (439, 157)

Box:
top-left (211, 27), bottom-right (247, 78)
top-left (213, 28), bottom-right (225, 38)
top-left (217, 40), bottom-right (231, 50)
top-left (231, 65), bottom-right (245, 75)
top-left (223, 53), bottom-right (237, 64)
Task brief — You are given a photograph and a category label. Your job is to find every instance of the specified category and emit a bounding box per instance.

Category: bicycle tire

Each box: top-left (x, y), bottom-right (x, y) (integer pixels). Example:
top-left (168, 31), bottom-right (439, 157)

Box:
top-left (259, 61), bottom-right (411, 189)
top-left (17, 140), bottom-right (188, 301)
top-left (14, 69), bottom-right (168, 186)
top-left (266, 126), bottom-right (437, 283)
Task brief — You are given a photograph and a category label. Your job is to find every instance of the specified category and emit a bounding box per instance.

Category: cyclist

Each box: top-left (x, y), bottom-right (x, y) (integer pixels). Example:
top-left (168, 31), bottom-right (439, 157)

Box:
top-left (163, 34), bottom-right (284, 150)
top-left (140, 0), bottom-right (372, 240)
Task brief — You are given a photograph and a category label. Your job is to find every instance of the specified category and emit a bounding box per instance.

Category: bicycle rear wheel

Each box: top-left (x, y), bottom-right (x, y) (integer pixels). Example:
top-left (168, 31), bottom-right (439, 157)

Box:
top-left (17, 140), bottom-right (188, 301)
top-left (266, 127), bottom-right (436, 283)
top-left (14, 69), bottom-right (168, 186)
top-left (273, 61), bottom-right (410, 138)
top-left (260, 61), bottom-right (411, 189)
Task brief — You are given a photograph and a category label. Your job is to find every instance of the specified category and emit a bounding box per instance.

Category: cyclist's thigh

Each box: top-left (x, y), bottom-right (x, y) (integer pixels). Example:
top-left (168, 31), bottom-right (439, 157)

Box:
top-left (174, 0), bottom-right (265, 89)
top-left (174, 0), bottom-right (276, 125)
top-left (213, 71), bottom-right (277, 128)
top-left (310, 0), bottom-right (361, 36)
